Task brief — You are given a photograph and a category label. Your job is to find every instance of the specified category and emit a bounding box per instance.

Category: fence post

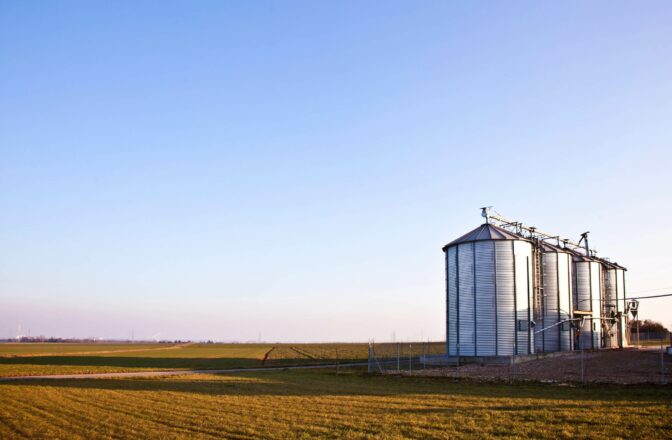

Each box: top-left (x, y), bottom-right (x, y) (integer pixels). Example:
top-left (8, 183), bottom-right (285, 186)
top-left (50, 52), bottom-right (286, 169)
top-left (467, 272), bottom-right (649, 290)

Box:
top-left (336, 348), bottom-right (340, 375)
top-left (509, 355), bottom-right (514, 383)
top-left (397, 343), bottom-right (400, 373)
top-left (580, 349), bottom-right (585, 384)
top-left (423, 341), bottom-right (427, 370)
top-left (661, 342), bottom-right (665, 385)
top-left (409, 344), bottom-right (412, 375)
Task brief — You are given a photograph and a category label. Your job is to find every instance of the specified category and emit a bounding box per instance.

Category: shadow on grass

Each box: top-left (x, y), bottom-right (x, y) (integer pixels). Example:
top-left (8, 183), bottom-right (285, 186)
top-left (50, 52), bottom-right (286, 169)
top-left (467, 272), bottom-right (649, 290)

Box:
top-left (2, 369), bottom-right (670, 403)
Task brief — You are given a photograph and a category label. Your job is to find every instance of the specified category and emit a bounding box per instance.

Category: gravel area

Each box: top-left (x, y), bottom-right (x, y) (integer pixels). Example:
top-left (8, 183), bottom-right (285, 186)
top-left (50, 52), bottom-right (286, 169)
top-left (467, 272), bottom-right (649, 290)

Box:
top-left (397, 348), bottom-right (672, 384)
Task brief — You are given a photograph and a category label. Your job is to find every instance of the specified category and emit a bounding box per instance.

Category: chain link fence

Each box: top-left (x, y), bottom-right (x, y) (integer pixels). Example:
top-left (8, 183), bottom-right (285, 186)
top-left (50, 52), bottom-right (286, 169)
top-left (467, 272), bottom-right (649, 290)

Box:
top-left (366, 342), bottom-right (444, 374)
top-left (367, 337), bottom-right (671, 385)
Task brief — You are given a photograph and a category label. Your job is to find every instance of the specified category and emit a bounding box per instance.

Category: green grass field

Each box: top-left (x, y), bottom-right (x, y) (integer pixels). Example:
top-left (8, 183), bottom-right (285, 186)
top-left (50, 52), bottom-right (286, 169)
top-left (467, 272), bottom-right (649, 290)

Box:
top-left (0, 343), bottom-right (444, 377)
top-left (1, 369), bottom-right (670, 439)
top-left (1, 343), bottom-right (669, 439)
top-left (0, 343), bottom-right (270, 377)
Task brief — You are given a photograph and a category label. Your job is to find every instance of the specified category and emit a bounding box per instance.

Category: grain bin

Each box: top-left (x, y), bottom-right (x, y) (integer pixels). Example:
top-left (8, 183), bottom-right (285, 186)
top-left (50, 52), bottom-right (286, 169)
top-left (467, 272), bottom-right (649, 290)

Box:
top-left (603, 262), bottom-right (627, 348)
top-left (444, 224), bottom-right (534, 357)
top-left (571, 251), bottom-right (603, 350)
top-left (536, 242), bottom-right (574, 352)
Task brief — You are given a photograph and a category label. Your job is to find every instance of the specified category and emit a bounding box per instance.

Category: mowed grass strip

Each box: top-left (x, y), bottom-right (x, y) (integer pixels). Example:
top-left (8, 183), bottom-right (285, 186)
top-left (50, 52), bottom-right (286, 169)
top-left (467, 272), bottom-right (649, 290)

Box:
top-left (0, 369), bottom-right (669, 439)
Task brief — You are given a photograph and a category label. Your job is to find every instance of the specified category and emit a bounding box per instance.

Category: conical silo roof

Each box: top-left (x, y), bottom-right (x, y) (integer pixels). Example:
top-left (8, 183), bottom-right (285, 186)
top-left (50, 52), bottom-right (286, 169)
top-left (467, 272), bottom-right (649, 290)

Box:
top-left (539, 241), bottom-right (572, 253)
top-left (596, 257), bottom-right (627, 271)
top-left (442, 223), bottom-right (526, 251)
top-left (564, 246), bottom-right (594, 262)
top-left (560, 244), bottom-right (627, 270)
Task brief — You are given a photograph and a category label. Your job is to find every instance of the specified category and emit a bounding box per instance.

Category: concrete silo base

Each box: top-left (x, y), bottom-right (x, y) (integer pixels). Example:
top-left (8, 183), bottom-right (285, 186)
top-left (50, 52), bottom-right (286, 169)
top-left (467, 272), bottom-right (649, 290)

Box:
top-left (422, 351), bottom-right (572, 367)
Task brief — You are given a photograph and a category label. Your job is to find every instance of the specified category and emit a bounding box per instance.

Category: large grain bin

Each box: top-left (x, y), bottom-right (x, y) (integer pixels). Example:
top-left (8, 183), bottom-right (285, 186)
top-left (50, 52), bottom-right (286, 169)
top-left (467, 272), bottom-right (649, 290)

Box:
top-left (603, 262), bottom-right (627, 348)
top-left (571, 251), bottom-right (603, 350)
top-left (536, 242), bottom-right (574, 353)
top-left (444, 224), bottom-right (534, 357)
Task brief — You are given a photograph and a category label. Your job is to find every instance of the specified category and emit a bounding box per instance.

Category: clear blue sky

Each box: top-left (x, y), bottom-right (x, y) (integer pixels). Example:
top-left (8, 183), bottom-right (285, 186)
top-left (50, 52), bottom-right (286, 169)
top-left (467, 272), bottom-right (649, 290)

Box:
top-left (1, 1), bottom-right (671, 341)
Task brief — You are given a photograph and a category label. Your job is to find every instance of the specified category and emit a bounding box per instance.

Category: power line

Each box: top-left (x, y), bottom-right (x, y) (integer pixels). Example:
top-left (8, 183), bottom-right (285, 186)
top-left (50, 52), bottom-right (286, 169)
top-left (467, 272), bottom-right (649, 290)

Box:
top-left (628, 286), bottom-right (672, 294)
top-left (626, 293), bottom-right (672, 300)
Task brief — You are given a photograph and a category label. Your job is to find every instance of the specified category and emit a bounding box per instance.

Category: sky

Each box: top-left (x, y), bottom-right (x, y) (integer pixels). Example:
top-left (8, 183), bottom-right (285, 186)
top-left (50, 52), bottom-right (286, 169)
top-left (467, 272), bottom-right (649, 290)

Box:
top-left (1, 1), bottom-right (671, 342)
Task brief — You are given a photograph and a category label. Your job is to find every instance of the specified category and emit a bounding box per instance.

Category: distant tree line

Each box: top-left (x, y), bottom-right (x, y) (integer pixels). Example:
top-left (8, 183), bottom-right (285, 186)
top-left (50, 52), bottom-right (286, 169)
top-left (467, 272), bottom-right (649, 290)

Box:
top-left (629, 319), bottom-right (669, 334)
top-left (0, 337), bottom-right (101, 343)
top-left (0, 337), bottom-right (196, 343)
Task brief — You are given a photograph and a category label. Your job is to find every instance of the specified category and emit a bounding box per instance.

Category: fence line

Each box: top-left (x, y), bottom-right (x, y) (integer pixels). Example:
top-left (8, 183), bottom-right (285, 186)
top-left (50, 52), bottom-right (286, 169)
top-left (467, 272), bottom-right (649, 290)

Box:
top-left (367, 339), bottom-right (670, 385)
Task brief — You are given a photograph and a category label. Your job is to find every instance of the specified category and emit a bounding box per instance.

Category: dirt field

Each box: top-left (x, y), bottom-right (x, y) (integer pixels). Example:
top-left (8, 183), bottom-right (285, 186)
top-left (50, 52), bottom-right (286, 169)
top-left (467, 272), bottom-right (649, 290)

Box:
top-left (415, 348), bottom-right (672, 384)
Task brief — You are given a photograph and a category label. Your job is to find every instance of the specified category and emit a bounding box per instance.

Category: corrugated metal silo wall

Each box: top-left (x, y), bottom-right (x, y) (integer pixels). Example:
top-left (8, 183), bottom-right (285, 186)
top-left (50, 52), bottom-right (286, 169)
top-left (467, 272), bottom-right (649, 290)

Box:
top-left (539, 252), bottom-right (558, 352)
top-left (590, 262), bottom-right (602, 349)
top-left (447, 246), bottom-right (458, 355)
top-left (457, 244), bottom-right (475, 355)
top-left (538, 251), bottom-right (573, 352)
top-left (446, 240), bottom-right (534, 356)
top-left (514, 241), bottom-right (533, 355)
top-left (573, 260), bottom-right (601, 350)
top-left (603, 268), bottom-right (618, 348)
top-left (495, 241), bottom-right (516, 355)
top-left (446, 246), bottom-right (457, 355)
top-left (475, 241), bottom-right (496, 356)
top-left (604, 267), bottom-right (627, 348)
top-left (558, 253), bottom-right (573, 351)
